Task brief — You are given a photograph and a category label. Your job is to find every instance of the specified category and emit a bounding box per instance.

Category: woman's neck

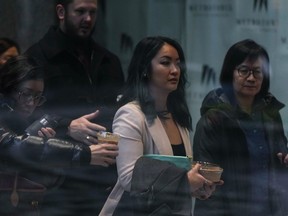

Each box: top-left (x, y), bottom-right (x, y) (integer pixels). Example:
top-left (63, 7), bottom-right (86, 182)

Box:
top-left (235, 94), bottom-right (254, 114)
top-left (154, 96), bottom-right (168, 112)
top-left (149, 87), bottom-right (168, 112)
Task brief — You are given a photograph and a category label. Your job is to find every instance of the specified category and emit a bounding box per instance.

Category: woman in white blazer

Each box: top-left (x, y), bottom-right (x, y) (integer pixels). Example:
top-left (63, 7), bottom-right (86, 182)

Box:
top-left (100, 36), bottom-right (222, 216)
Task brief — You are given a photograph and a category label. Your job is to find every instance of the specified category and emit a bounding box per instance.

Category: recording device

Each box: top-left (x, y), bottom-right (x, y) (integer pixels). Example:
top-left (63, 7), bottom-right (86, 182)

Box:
top-left (0, 94), bottom-right (59, 136)
top-left (25, 114), bottom-right (59, 136)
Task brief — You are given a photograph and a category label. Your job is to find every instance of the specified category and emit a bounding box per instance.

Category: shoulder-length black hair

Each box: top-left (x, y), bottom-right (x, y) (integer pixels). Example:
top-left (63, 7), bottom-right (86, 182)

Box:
top-left (219, 39), bottom-right (270, 104)
top-left (0, 55), bottom-right (44, 95)
top-left (119, 36), bottom-right (192, 131)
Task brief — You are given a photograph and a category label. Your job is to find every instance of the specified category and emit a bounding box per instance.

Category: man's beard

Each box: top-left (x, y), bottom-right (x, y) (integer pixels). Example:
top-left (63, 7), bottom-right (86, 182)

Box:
top-left (63, 16), bottom-right (96, 42)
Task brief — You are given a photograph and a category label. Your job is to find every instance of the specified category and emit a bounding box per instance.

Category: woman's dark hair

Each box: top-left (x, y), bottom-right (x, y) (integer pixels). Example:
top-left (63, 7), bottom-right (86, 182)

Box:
top-left (0, 55), bottom-right (44, 95)
top-left (0, 37), bottom-right (20, 56)
top-left (120, 36), bottom-right (192, 131)
top-left (219, 39), bottom-right (270, 104)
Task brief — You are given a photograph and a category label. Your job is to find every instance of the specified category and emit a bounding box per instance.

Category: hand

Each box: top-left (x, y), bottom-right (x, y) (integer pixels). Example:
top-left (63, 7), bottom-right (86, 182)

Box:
top-left (187, 163), bottom-right (207, 192)
top-left (277, 152), bottom-right (288, 167)
top-left (192, 179), bottom-right (224, 200)
top-left (38, 127), bottom-right (56, 138)
top-left (89, 143), bottom-right (119, 167)
top-left (68, 110), bottom-right (106, 145)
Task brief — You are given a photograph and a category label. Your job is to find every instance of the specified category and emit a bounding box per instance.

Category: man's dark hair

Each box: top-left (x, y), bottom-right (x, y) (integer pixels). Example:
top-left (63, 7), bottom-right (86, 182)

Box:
top-left (55, 0), bottom-right (73, 9)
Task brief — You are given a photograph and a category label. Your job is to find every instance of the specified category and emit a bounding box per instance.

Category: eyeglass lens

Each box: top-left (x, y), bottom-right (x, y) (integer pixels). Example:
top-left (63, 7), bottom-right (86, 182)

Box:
top-left (237, 66), bottom-right (262, 78)
top-left (18, 91), bottom-right (46, 106)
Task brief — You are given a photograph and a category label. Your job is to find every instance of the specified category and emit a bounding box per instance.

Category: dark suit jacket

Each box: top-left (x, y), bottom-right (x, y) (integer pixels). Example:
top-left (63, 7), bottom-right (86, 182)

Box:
top-left (25, 26), bottom-right (125, 132)
top-left (25, 26), bottom-right (125, 216)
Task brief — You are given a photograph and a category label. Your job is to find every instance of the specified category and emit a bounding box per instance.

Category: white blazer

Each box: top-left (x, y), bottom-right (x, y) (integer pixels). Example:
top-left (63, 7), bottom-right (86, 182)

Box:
top-left (99, 101), bottom-right (192, 216)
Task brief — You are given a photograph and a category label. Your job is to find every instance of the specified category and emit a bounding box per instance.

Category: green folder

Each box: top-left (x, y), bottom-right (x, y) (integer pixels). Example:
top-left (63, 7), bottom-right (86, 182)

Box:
top-left (143, 154), bottom-right (192, 170)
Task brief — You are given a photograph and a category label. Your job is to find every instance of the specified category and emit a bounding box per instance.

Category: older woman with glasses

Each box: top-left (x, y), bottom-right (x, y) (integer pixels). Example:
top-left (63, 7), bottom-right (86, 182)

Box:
top-left (193, 39), bottom-right (288, 216)
top-left (0, 55), bottom-right (118, 215)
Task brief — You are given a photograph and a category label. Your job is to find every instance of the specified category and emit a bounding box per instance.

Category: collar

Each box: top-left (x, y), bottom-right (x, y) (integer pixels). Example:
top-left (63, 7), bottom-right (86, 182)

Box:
top-left (39, 26), bottom-right (95, 60)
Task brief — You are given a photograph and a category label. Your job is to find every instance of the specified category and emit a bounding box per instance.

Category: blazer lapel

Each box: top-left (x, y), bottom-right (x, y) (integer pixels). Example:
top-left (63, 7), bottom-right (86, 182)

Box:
top-left (144, 113), bottom-right (192, 157)
top-left (145, 117), bottom-right (173, 155)
top-left (178, 126), bottom-right (192, 157)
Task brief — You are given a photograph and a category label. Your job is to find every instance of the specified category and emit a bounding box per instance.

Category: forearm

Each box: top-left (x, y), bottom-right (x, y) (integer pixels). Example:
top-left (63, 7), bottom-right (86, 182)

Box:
top-left (0, 132), bottom-right (91, 168)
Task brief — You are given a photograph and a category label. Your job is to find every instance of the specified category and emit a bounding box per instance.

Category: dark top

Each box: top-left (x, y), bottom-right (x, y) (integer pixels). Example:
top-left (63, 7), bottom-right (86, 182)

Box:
top-left (238, 110), bottom-right (271, 215)
top-left (25, 26), bottom-right (125, 133)
top-left (193, 88), bottom-right (288, 216)
top-left (171, 143), bottom-right (186, 156)
top-left (0, 106), bottom-right (91, 215)
top-left (25, 26), bottom-right (125, 215)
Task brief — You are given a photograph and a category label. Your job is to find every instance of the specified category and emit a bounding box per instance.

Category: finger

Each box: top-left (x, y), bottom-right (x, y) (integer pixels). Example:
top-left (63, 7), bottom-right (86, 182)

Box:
top-left (96, 161), bottom-right (109, 167)
top-left (214, 180), bottom-right (224, 186)
top-left (277, 153), bottom-right (283, 164)
top-left (39, 128), bottom-right (51, 138)
top-left (84, 134), bottom-right (98, 144)
top-left (86, 122), bottom-right (106, 132)
top-left (104, 143), bottom-right (119, 150)
top-left (45, 127), bottom-right (56, 136)
top-left (192, 163), bottom-right (201, 171)
top-left (38, 130), bottom-right (44, 137)
top-left (199, 195), bottom-right (207, 200)
top-left (83, 137), bottom-right (98, 146)
top-left (277, 152), bottom-right (288, 166)
top-left (41, 128), bottom-right (55, 138)
top-left (204, 179), bottom-right (213, 186)
top-left (82, 110), bottom-right (100, 121)
top-left (104, 157), bottom-right (117, 165)
top-left (45, 127), bottom-right (55, 132)
top-left (89, 155), bottom-right (110, 167)
top-left (104, 150), bottom-right (119, 158)
top-left (284, 155), bottom-right (288, 166)
top-left (89, 144), bottom-right (118, 155)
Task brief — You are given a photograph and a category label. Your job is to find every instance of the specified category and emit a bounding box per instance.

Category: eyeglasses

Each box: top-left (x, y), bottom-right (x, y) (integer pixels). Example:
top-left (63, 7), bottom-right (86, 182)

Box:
top-left (236, 66), bottom-right (263, 79)
top-left (18, 91), bottom-right (46, 106)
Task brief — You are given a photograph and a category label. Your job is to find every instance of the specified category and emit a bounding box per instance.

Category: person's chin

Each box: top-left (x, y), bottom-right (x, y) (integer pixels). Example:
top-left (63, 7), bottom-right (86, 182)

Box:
top-left (20, 111), bottom-right (32, 119)
top-left (78, 30), bottom-right (92, 39)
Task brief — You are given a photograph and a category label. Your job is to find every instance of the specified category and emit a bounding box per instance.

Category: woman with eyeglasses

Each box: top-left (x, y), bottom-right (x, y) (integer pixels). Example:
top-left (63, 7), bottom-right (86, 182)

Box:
top-left (0, 55), bottom-right (118, 215)
top-left (193, 39), bottom-right (288, 216)
top-left (0, 55), bottom-right (53, 137)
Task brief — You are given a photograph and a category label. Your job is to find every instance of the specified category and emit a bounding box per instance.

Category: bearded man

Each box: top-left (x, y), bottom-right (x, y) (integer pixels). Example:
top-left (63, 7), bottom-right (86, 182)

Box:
top-left (25, 0), bottom-right (124, 215)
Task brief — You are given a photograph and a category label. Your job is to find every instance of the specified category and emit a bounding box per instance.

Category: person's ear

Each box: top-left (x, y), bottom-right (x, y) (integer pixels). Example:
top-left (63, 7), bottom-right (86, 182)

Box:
top-left (56, 4), bottom-right (65, 20)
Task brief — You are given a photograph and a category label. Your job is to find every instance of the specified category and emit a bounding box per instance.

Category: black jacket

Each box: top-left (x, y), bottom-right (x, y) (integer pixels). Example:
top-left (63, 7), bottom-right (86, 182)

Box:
top-left (25, 26), bottom-right (124, 215)
top-left (25, 26), bottom-right (125, 132)
top-left (0, 131), bottom-right (91, 169)
top-left (0, 109), bottom-right (91, 215)
top-left (193, 88), bottom-right (288, 216)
